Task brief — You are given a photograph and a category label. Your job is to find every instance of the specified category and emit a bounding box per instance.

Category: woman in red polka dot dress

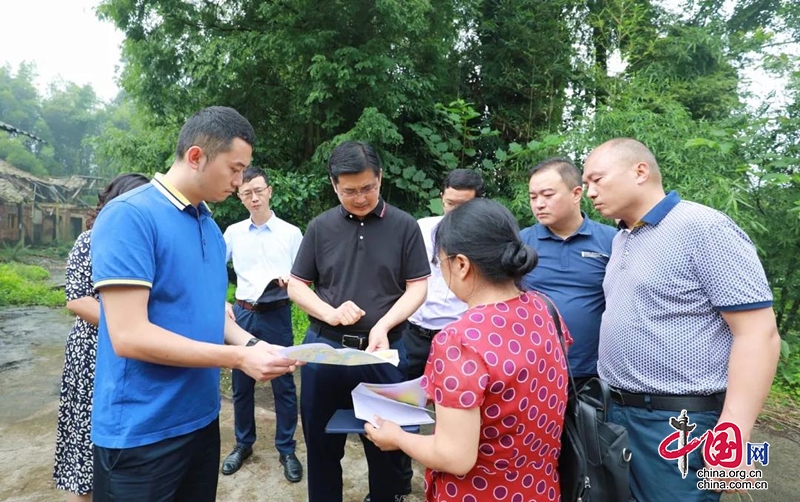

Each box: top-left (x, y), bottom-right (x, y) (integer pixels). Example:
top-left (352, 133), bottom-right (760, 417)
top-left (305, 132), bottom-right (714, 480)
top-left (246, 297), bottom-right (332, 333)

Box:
top-left (366, 199), bottom-right (571, 502)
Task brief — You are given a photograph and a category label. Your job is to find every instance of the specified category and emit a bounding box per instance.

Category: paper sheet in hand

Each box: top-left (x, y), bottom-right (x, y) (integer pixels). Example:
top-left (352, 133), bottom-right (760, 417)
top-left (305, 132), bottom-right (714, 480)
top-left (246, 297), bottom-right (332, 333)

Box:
top-left (279, 343), bottom-right (399, 366)
top-left (352, 377), bottom-right (435, 427)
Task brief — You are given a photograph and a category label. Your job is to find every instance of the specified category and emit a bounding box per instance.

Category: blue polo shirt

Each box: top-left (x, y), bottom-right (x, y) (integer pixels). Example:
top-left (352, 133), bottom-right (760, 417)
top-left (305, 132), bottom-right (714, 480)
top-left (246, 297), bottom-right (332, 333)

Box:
top-left (90, 173), bottom-right (227, 448)
top-left (520, 214), bottom-right (617, 377)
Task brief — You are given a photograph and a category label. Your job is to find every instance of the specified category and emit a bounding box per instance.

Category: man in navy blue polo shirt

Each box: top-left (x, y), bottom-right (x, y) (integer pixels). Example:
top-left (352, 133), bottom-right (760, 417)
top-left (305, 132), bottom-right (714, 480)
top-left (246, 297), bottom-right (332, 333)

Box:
top-left (90, 107), bottom-right (299, 501)
top-left (288, 141), bottom-right (430, 502)
top-left (583, 138), bottom-right (780, 502)
top-left (520, 157), bottom-right (616, 387)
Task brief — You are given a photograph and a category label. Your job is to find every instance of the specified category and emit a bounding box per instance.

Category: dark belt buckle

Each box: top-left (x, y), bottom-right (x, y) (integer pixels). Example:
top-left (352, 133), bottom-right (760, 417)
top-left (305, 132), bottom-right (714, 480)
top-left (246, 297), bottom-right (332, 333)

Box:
top-left (341, 334), bottom-right (366, 350)
top-left (610, 387), bottom-right (625, 406)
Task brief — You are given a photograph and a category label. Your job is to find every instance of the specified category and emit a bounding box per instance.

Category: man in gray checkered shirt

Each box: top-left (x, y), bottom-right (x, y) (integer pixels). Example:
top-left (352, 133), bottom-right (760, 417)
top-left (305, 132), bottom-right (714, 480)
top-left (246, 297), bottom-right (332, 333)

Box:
top-left (582, 138), bottom-right (780, 502)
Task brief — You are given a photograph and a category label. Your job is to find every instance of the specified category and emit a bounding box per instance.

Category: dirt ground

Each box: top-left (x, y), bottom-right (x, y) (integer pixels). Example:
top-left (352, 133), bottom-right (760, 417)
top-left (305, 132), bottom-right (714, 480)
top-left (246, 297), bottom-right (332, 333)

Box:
top-left (0, 306), bottom-right (797, 501)
top-left (0, 306), bottom-right (424, 502)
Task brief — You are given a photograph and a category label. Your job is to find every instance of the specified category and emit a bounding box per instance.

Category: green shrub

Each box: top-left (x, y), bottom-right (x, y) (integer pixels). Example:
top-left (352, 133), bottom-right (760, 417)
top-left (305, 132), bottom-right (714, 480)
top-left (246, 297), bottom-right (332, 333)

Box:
top-left (0, 263), bottom-right (65, 307)
top-left (775, 335), bottom-right (800, 402)
top-left (292, 304), bottom-right (310, 346)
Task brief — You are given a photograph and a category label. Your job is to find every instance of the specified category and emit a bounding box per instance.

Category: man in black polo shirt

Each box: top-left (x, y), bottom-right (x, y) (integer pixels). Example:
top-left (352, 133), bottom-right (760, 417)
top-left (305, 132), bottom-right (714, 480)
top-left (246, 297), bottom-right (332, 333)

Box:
top-left (288, 141), bottom-right (430, 502)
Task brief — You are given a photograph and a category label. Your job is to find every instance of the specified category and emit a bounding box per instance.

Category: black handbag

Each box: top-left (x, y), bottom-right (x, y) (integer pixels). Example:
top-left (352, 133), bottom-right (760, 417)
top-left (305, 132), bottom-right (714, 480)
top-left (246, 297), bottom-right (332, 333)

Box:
top-left (538, 293), bottom-right (632, 502)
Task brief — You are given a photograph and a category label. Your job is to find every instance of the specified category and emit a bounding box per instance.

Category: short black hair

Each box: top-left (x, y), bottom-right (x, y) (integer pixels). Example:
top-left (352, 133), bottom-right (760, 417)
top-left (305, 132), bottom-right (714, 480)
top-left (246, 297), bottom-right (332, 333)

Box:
top-left (442, 169), bottom-right (485, 198)
top-left (435, 198), bottom-right (538, 285)
top-left (328, 141), bottom-right (382, 183)
top-left (528, 157), bottom-right (582, 189)
top-left (243, 166), bottom-right (269, 185)
top-left (175, 106), bottom-right (256, 161)
top-left (87, 173), bottom-right (149, 230)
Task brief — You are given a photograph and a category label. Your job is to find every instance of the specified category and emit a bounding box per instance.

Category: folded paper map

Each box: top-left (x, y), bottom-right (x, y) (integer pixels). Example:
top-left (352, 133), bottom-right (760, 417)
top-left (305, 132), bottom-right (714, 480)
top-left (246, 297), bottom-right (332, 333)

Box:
top-left (352, 377), bottom-right (435, 427)
top-left (279, 343), bottom-right (399, 366)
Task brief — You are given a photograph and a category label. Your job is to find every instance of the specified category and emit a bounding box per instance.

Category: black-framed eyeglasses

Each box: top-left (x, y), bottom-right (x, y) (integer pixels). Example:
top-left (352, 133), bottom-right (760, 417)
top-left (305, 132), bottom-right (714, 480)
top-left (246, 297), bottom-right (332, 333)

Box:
top-left (338, 183), bottom-right (378, 198)
top-left (238, 186), bottom-right (269, 199)
top-left (431, 253), bottom-right (457, 267)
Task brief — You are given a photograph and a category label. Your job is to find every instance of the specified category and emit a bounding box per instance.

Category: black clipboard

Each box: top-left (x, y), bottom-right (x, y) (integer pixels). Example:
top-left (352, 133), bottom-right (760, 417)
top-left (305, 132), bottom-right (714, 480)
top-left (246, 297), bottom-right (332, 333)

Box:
top-left (325, 409), bottom-right (421, 434)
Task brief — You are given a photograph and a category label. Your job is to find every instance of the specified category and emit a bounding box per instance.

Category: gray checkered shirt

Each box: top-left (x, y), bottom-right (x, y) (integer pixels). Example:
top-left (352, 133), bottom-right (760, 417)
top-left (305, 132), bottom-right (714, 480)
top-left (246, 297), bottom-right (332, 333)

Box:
top-left (598, 192), bottom-right (773, 395)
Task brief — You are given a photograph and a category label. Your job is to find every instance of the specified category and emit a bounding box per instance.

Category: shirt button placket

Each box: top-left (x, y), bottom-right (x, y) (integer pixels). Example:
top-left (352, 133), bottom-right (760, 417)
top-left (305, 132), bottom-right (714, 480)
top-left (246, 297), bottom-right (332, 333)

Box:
top-left (620, 231), bottom-right (631, 269)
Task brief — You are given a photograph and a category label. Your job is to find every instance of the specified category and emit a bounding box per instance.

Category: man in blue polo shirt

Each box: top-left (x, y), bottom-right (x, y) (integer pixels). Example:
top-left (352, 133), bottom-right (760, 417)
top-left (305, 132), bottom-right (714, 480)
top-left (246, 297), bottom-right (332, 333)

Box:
top-left (520, 157), bottom-right (616, 387)
top-left (90, 106), bottom-right (299, 501)
top-left (583, 138), bottom-right (780, 502)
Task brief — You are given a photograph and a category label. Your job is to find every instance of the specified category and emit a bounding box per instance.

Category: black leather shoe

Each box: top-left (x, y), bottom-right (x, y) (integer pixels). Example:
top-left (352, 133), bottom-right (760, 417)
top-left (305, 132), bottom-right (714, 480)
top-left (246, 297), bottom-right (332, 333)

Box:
top-left (221, 444), bottom-right (252, 475)
top-left (279, 452), bottom-right (303, 483)
top-left (364, 497), bottom-right (369, 502)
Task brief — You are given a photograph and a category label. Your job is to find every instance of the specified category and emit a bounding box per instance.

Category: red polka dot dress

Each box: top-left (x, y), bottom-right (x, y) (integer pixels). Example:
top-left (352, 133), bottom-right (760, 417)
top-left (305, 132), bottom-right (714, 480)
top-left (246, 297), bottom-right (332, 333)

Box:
top-left (420, 292), bottom-right (571, 502)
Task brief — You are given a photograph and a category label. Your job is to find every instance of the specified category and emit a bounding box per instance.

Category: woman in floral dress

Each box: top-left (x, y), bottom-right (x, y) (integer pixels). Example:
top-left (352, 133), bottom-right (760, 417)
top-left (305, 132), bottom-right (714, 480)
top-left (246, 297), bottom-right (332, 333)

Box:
top-left (366, 199), bottom-right (571, 502)
top-left (53, 173), bottom-right (149, 501)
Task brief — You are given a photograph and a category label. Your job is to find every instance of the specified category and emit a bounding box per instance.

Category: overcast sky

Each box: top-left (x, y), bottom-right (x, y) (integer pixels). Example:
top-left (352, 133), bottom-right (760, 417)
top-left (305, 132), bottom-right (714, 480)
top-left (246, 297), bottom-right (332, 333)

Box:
top-left (0, 0), bottom-right (123, 101)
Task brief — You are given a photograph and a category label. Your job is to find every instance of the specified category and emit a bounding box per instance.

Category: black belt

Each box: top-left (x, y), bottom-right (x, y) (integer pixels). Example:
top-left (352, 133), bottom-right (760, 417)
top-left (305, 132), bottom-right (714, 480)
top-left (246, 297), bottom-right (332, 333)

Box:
top-left (235, 299), bottom-right (290, 313)
top-left (311, 322), bottom-right (402, 351)
top-left (408, 322), bottom-right (440, 340)
top-left (610, 387), bottom-right (725, 412)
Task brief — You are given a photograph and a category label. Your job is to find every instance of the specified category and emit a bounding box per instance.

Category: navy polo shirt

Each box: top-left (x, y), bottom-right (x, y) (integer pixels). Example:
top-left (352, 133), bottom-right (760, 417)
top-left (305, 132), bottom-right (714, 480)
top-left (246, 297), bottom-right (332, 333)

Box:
top-left (291, 198), bottom-right (430, 334)
top-left (520, 214), bottom-right (617, 377)
top-left (91, 173), bottom-right (227, 448)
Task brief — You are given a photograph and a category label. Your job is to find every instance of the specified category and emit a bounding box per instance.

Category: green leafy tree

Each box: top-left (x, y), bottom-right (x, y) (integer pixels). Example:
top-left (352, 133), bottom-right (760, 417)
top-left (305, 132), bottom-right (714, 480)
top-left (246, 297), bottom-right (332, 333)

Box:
top-left (40, 82), bottom-right (102, 175)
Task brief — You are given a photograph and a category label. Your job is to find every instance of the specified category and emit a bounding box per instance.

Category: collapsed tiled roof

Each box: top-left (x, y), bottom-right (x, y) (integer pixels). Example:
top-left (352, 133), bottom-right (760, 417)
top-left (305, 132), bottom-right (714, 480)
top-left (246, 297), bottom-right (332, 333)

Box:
top-left (0, 121), bottom-right (44, 142)
top-left (0, 160), bottom-right (92, 206)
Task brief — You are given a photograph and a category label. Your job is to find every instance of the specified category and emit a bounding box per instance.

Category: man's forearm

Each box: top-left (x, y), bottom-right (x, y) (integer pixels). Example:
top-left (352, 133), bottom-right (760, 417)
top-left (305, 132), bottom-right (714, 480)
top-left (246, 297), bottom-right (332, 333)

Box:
top-left (112, 319), bottom-right (247, 370)
top-left (375, 279), bottom-right (427, 332)
top-left (288, 278), bottom-right (334, 321)
top-left (224, 314), bottom-right (254, 346)
top-left (720, 315), bottom-right (780, 439)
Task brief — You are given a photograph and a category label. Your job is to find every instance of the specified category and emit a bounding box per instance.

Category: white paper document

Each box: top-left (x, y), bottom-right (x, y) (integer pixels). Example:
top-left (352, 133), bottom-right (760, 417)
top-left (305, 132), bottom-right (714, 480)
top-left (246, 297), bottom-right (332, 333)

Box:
top-left (278, 343), bottom-right (399, 366)
top-left (352, 377), bottom-right (435, 427)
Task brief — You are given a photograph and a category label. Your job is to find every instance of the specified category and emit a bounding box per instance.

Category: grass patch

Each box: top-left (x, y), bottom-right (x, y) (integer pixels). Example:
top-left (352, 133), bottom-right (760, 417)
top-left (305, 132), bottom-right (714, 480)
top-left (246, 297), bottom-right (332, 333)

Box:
top-left (0, 241), bottom-right (71, 264)
top-left (0, 262), bottom-right (65, 307)
top-left (292, 304), bottom-right (310, 345)
top-left (759, 386), bottom-right (800, 441)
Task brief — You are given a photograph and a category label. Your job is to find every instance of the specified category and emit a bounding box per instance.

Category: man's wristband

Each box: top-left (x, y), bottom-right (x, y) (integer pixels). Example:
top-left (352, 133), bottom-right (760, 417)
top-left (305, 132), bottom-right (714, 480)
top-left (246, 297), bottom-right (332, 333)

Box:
top-left (246, 337), bottom-right (261, 347)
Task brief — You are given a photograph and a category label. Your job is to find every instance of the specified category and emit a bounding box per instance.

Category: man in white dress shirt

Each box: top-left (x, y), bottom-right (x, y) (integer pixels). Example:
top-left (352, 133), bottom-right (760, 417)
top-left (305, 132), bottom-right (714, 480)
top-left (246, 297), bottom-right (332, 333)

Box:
top-left (404, 169), bottom-right (485, 379)
top-left (221, 167), bottom-right (304, 482)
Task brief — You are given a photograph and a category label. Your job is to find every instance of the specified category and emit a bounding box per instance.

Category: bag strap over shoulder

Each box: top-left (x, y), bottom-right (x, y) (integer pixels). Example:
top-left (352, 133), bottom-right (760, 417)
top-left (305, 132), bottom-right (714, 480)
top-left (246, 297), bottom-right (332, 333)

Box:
top-left (536, 292), bottom-right (613, 416)
top-left (537, 293), bottom-right (578, 396)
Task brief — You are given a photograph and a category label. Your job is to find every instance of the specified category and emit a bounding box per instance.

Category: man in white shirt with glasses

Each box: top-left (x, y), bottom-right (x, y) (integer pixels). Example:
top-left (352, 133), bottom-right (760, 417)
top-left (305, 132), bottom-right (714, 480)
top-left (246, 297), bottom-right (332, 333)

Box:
top-left (222, 167), bottom-right (303, 483)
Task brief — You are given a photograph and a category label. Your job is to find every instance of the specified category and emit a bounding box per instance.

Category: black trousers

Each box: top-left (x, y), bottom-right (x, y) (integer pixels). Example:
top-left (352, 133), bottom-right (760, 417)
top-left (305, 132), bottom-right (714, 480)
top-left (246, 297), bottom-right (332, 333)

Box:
top-left (93, 418), bottom-right (220, 502)
top-left (402, 323), bottom-right (437, 381)
top-left (300, 327), bottom-right (412, 502)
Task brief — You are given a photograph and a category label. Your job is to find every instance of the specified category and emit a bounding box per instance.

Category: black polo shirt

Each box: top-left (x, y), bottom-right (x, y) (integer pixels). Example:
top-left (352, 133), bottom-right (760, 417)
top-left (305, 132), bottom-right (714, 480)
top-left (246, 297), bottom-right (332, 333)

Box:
top-left (291, 198), bottom-right (431, 334)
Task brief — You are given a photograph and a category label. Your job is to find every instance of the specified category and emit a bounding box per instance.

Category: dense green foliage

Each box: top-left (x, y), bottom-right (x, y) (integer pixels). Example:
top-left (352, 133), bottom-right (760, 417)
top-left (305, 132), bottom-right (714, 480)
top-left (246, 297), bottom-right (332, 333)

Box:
top-left (92, 0), bottom-right (800, 390)
top-left (3, 0), bottom-right (788, 390)
top-left (0, 62), bottom-right (130, 178)
top-left (0, 262), bottom-right (65, 307)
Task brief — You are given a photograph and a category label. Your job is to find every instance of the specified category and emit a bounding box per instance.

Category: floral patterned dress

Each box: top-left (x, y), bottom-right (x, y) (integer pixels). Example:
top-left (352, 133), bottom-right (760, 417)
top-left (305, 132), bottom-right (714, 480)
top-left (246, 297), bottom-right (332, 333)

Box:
top-left (421, 292), bottom-right (571, 502)
top-left (53, 230), bottom-right (97, 495)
